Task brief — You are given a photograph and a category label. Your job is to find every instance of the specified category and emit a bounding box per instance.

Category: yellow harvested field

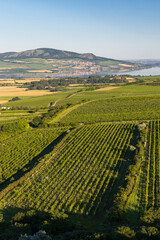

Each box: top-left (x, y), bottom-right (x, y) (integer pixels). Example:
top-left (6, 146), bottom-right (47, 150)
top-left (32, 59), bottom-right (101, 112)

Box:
top-left (16, 78), bottom-right (42, 83)
top-left (28, 70), bottom-right (52, 73)
top-left (0, 66), bottom-right (25, 70)
top-left (126, 77), bottom-right (136, 83)
top-left (0, 79), bottom-right (15, 84)
top-left (24, 78), bottom-right (42, 81)
top-left (119, 64), bottom-right (133, 67)
top-left (0, 78), bottom-right (15, 81)
top-left (0, 86), bottom-right (54, 96)
top-left (119, 69), bottom-right (129, 72)
top-left (95, 86), bottom-right (120, 91)
top-left (110, 65), bottom-right (119, 68)
top-left (12, 60), bottom-right (25, 63)
top-left (69, 84), bottom-right (84, 86)
top-left (0, 67), bottom-right (14, 70)
top-left (0, 100), bottom-right (9, 104)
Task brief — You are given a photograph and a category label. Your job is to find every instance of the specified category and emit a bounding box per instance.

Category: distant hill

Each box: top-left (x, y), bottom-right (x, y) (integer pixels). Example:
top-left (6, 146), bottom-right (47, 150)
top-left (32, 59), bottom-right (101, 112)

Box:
top-left (0, 48), bottom-right (122, 62)
top-left (0, 48), bottom-right (144, 78)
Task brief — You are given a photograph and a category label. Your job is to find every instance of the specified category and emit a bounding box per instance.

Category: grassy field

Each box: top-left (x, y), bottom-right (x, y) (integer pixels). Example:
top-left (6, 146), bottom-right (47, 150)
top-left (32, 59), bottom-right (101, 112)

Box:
top-left (3, 90), bottom-right (79, 108)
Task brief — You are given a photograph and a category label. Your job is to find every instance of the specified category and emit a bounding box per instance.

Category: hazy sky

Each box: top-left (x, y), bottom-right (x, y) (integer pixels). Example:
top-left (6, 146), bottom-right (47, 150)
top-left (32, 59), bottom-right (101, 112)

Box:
top-left (0, 0), bottom-right (160, 59)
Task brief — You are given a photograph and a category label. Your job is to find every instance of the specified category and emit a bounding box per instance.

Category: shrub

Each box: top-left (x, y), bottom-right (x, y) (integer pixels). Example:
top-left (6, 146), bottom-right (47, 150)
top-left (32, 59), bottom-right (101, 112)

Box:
top-left (1, 119), bottom-right (30, 133)
top-left (116, 226), bottom-right (136, 239)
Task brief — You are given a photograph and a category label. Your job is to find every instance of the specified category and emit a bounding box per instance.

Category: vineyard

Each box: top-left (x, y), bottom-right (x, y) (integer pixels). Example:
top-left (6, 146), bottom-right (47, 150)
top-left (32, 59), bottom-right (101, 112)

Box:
top-left (1, 82), bottom-right (160, 240)
top-left (58, 96), bottom-right (160, 125)
top-left (56, 84), bottom-right (160, 106)
top-left (140, 120), bottom-right (160, 211)
top-left (0, 123), bottom-right (136, 216)
top-left (0, 127), bottom-right (67, 185)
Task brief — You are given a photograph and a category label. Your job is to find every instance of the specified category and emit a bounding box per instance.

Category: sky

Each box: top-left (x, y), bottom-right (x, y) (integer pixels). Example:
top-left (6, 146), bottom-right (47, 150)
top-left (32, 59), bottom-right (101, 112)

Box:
top-left (0, 0), bottom-right (160, 59)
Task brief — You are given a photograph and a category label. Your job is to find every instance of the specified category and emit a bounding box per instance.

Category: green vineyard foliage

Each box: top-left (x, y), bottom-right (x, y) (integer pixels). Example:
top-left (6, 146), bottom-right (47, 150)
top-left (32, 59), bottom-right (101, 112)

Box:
top-left (0, 123), bottom-right (135, 216)
top-left (0, 128), bottom-right (67, 185)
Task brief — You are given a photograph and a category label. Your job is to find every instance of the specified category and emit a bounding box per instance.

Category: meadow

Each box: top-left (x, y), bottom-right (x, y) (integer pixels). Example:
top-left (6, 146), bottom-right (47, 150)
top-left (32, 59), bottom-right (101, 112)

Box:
top-left (3, 89), bottom-right (78, 108)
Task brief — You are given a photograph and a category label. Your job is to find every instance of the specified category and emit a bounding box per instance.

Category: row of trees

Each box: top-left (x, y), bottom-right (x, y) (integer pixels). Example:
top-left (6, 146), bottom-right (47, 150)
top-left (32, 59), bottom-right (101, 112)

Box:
top-left (23, 75), bottom-right (130, 90)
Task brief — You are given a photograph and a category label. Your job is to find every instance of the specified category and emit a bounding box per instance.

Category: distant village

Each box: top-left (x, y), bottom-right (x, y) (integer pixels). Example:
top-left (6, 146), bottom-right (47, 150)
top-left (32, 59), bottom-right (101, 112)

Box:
top-left (48, 59), bottom-right (103, 77)
top-left (0, 59), bottom-right (124, 79)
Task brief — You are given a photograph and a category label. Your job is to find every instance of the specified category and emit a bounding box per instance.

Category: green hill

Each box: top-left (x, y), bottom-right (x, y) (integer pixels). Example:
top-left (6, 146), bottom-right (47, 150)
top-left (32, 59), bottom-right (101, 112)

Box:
top-left (0, 48), bottom-right (122, 62)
